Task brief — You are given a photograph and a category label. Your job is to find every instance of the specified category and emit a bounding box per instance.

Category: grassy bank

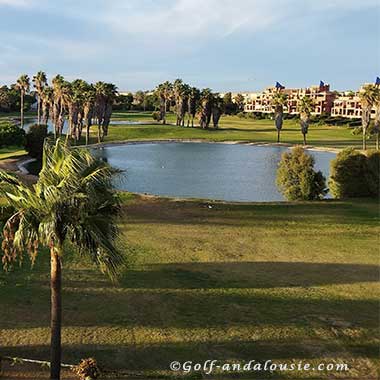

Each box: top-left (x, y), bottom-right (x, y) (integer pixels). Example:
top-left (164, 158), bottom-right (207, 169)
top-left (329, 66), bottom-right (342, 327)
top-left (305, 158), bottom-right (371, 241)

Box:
top-left (96, 112), bottom-right (370, 150)
top-left (0, 196), bottom-right (378, 379)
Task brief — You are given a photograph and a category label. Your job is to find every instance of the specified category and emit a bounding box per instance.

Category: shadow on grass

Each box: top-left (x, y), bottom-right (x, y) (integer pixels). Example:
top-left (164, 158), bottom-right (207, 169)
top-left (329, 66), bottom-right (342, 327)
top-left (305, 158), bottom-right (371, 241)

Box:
top-left (3, 340), bottom-right (379, 374)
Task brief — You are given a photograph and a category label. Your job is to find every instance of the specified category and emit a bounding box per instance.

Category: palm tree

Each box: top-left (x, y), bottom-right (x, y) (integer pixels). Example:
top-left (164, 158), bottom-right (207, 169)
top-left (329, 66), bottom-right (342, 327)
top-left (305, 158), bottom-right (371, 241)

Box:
top-left (199, 88), bottom-right (213, 129)
top-left (155, 81), bottom-right (173, 125)
top-left (0, 139), bottom-right (124, 380)
top-left (16, 74), bottom-right (30, 128)
top-left (271, 90), bottom-right (288, 143)
top-left (32, 71), bottom-right (47, 125)
top-left (41, 86), bottom-right (53, 125)
top-left (52, 75), bottom-right (66, 138)
top-left (211, 94), bottom-right (224, 129)
top-left (94, 82), bottom-right (117, 142)
top-left (359, 84), bottom-right (377, 150)
top-left (373, 86), bottom-right (380, 150)
top-left (298, 96), bottom-right (314, 145)
top-left (187, 87), bottom-right (200, 127)
top-left (83, 85), bottom-right (96, 145)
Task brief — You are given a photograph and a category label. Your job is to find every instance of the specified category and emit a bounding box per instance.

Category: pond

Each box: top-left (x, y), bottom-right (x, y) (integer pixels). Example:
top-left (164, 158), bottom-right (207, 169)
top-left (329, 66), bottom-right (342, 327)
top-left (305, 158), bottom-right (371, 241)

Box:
top-left (90, 142), bottom-right (336, 202)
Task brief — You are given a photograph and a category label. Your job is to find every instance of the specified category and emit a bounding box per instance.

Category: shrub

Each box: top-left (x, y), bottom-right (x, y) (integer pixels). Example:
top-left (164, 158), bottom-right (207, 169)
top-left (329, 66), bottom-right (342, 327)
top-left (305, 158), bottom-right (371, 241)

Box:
top-left (0, 122), bottom-right (25, 147)
top-left (237, 112), bottom-right (246, 118)
top-left (328, 148), bottom-right (371, 198)
top-left (277, 146), bottom-right (327, 201)
top-left (25, 124), bottom-right (48, 159)
top-left (73, 358), bottom-right (100, 380)
top-left (365, 150), bottom-right (380, 197)
top-left (152, 111), bottom-right (161, 121)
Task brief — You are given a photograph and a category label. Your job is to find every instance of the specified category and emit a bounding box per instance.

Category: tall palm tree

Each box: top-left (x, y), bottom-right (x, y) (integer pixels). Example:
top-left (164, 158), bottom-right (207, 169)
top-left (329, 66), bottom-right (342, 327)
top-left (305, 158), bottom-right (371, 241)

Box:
top-left (16, 74), bottom-right (30, 129)
top-left (41, 86), bottom-right (54, 125)
top-left (32, 71), bottom-right (47, 125)
top-left (211, 94), bottom-right (224, 129)
top-left (373, 86), bottom-right (380, 150)
top-left (298, 95), bottom-right (314, 145)
top-left (187, 87), bottom-right (200, 127)
top-left (271, 90), bottom-right (288, 143)
top-left (359, 84), bottom-right (377, 150)
top-left (199, 88), bottom-right (213, 129)
top-left (155, 81), bottom-right (173, 125)
top-left (0, 139), bottom-right (124, 380)
top-left (52, 75), bottom-right (66, 138)
top-left (83, 85), bottom-right (96, 145)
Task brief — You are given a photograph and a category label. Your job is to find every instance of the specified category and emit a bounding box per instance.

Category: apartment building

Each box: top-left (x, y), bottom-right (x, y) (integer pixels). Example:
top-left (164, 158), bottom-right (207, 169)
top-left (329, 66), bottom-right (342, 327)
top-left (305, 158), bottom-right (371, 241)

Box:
top-left (331, 85), bottom-right (377, 119)
top-left (244, 83), bottom-right (335, 116)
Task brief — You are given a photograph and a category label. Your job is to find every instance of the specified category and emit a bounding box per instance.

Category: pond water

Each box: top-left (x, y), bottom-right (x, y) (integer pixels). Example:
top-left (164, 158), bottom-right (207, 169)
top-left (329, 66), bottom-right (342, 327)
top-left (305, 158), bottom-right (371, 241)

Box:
top-left (90, 142), bottom-right (336, 202)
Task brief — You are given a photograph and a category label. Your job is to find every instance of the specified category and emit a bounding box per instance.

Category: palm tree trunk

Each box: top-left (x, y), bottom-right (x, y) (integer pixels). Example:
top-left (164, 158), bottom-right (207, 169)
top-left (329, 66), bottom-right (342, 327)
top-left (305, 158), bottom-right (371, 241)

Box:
top-left (303, 133), bottom-right (307, 146)
top-left (363, 129), bottom-right (366, 150)
top-left (37, 96), bottom-right (41, 125)
top-left (277, 130), bottom-right (280, 143)
top-left (20, 91), bottom-right (24, 129)
top-left (377, 132), bottom-right (379, 151)
top-left (50, 247), bottom-right (62, 380)
top-left (163, 101), bottom-right (167, 125)
top-left (86, 124), bottom-right (90, 145)
top-left (97, 124), bottom-right (101, 143)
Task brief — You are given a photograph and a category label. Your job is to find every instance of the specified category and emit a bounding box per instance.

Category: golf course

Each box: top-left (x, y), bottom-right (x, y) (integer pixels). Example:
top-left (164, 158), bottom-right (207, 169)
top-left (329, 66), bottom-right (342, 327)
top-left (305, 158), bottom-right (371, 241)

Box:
top-left (0, 112), bottom-right (379, 379)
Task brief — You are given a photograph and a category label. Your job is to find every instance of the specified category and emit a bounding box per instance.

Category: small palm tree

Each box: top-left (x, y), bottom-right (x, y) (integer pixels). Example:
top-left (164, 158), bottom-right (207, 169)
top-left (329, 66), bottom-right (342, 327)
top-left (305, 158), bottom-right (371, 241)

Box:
top-left (0, 139), bottom-right (124, 380)
top-left (298, 96), bottom-right (314, 145)
top-left (33, 71), bottom-right (48, 125)
top-left (16, 74), bottom-right (30, 128)
top-left (271, 90), bottom-right (288, 143)
top-left (359, 84), bottom-right (377, 150)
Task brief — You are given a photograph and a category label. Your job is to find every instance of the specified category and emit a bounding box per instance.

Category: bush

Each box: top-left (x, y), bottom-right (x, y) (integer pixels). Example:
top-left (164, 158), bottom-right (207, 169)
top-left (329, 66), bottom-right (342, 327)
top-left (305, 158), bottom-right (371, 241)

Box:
top-left (237, 112), bottom-right (246, 118)
top-left (25, 124), bottom-right (48, 159)
top-left (152, 111), bottom-right (161, 121)
top-left (365, 150), bottom-right (380, 197)
top-left (0, 122), bottom-right (25, 147)
top-left (277, 146), bottom-right (327, 201)
top-left (328, 148), bottom-right (372, 198)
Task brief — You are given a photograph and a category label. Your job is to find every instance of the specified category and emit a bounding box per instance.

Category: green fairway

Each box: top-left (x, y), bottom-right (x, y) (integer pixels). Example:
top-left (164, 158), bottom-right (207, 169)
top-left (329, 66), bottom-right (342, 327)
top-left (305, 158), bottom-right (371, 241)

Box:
top-left (0, 196), bottom-right (378, 379)
top-left (90, 111), bottom-right (372, 150)
top-left (0, 146), bottom-right (26, 160)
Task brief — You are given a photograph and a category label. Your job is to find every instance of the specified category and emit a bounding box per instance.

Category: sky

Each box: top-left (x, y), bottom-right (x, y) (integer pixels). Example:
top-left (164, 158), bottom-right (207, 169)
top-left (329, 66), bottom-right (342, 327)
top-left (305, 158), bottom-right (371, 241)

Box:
top-left (0, 0), bottom-right (379, 92)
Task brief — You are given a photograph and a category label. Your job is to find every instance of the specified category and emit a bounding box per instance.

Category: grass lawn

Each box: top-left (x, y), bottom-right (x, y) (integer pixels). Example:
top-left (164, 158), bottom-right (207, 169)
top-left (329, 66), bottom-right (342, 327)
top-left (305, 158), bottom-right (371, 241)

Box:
top-left (86, 111), bottom-right (373, 150)
top-left (0, 195), bottom-right (378, 379)
top-left (0, 146), bottom-right (26, 160)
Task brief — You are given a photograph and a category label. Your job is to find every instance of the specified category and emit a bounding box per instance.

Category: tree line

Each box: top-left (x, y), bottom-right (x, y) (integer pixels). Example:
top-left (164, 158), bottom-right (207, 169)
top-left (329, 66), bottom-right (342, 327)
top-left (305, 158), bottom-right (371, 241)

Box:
top-left (153, 79), bottom-right (244, 128)
top-left (2, 72), bottom-right (118, 145)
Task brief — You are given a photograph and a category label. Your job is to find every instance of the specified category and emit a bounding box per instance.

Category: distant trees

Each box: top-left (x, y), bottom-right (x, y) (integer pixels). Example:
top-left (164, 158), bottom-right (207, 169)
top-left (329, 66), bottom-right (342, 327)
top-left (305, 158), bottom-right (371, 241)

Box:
top-left (153, 80), bottom-right (225, 129)
top-left (298, 96), bottom-right (314, 145)
top-left (155, 81), bottom-right (173, 125)
top-left (277, 146), bottom-right (327, 201)
top-left (271, 90), bottom-right (288, 143)
top-left (15, 74), bottom-right (30, 128)
top-left (223, 92), bottom-right (236, 115)
top-left (234, 93), bottom-right (245, 113)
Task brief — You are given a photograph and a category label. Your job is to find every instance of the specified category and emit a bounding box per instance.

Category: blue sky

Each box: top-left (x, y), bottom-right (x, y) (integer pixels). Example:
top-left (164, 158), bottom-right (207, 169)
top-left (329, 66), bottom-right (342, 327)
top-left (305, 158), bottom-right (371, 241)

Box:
top-left (0, 0), bottom-right (379, 92)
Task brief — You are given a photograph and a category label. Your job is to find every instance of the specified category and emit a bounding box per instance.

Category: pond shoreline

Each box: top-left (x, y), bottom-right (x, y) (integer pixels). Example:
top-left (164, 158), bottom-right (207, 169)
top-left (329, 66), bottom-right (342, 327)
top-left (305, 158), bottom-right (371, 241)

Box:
top-left (89, 138), bottom-right (341, 154)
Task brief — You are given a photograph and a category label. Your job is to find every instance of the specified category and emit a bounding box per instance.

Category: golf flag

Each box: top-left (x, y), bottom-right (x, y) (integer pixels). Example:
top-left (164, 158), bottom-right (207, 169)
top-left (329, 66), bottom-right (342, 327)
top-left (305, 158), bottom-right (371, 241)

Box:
top-left (275, 81), bottom-right (285, 89)
top-left (375, 76), bottom-right (380, 85)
